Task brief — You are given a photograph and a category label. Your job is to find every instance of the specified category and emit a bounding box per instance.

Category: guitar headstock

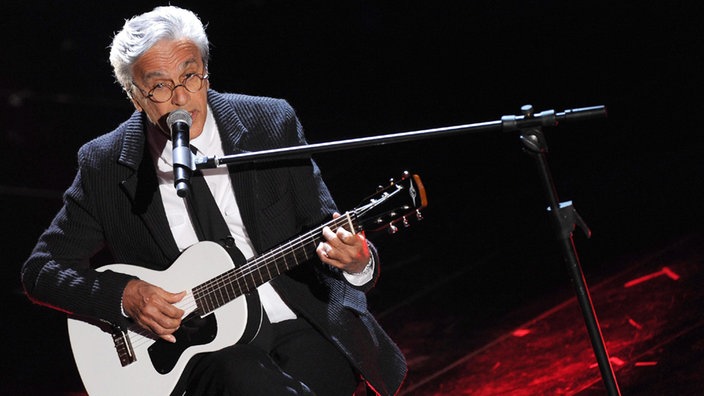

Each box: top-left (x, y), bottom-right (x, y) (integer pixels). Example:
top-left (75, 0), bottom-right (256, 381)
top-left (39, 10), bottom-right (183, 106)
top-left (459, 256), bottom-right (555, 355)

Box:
top-left (354, 171), bottom-right (428, 234)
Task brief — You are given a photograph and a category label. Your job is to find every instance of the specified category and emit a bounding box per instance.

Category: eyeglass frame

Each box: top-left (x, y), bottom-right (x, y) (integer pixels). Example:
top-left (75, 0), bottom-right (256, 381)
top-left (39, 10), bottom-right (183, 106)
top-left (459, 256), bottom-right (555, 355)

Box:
top-left (130, 72), bottom-right (209, 103)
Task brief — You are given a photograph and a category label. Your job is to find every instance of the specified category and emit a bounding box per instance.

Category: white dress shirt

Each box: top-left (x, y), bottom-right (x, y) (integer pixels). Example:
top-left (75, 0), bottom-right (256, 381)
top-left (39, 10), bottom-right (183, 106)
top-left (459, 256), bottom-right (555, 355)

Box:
top-left (147, 106), bottom-right (372, 323)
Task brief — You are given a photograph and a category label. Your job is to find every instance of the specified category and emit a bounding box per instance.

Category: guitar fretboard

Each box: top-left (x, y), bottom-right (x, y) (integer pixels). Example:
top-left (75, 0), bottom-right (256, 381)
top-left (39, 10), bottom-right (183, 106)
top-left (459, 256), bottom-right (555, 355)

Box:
top-left (192, 212), bottom-right (358, 314)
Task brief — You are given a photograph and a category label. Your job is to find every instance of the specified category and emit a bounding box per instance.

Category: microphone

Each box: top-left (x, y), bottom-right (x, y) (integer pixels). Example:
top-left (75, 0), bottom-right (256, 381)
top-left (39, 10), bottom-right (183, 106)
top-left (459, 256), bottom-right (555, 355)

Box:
top-left (167, 109), bottom-right (193, 197)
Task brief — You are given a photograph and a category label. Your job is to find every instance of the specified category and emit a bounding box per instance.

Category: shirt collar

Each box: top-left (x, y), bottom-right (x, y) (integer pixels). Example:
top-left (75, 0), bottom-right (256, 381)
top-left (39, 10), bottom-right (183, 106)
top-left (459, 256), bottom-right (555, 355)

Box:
top-left (148, 105), bottom-right (219, 165)
top-left (190, 105), bottom-right (219, 156)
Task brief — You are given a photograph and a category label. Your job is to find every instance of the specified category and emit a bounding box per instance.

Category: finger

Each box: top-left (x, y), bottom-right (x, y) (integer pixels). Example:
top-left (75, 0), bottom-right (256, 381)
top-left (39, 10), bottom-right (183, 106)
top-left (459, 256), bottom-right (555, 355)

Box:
top-left (335, 226), bottom-right (353, 240)
top-left (154, 315), bottom-right (182, 334)
top-left (139, 297), bottom-right (181, 324)
top-left (136, 293), bottom-right (183, 329)
top-left (162, 334), bottom-right (177, 343)
top-left (138, 310), bottom-right (182, 344)
top-left (316, 242), bottom-right (331, 261)
top-left (164, 289), bottom-right (187, 304)
top-left (161, 290), bottom-right (187, 318)
top-left (155, 291), bottom-right (186, 321)
top-left (322, 226), bottom-right (337, 243)
top-left (142, 317), bottom-right (179, 344)
top-left (337, 228), bottom-right (364, 247)
top-left (157, 302), bottom-right (185, 325)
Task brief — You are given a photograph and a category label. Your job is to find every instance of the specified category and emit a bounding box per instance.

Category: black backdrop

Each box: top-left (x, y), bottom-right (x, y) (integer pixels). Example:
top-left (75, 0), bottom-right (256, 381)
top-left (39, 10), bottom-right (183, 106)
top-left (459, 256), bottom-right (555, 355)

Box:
top-left (3, 1), bottom-right (704, 392)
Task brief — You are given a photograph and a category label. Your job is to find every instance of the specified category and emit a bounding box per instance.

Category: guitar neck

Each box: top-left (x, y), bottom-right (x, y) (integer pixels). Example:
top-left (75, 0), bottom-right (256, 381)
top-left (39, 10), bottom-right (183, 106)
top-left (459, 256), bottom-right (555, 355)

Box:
top-left (192, 212), bottom-right (358, 314)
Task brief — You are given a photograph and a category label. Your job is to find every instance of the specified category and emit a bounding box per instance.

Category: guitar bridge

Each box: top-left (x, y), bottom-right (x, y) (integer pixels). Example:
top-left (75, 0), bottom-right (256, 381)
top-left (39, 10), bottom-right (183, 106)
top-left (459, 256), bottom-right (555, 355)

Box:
top-left (112, 327), bottom-right (136, 366)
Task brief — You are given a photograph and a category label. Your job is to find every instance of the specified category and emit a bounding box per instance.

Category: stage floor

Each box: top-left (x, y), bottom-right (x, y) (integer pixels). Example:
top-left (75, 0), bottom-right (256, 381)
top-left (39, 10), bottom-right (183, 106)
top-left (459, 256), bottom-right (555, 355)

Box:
top-left (376, 233), bottom-right (704, 395)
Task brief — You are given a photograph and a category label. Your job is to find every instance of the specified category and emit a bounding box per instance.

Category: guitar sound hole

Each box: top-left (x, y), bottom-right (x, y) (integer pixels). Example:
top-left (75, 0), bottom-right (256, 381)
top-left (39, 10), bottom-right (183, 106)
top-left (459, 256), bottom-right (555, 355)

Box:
top-left (148, 312), bottom-right (217, 374)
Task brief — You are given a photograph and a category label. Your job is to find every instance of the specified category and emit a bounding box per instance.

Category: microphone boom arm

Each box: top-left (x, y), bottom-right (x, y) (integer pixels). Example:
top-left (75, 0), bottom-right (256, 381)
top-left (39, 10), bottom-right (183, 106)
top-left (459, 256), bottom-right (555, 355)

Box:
top-left (194, 105), bottom-right (606, 169)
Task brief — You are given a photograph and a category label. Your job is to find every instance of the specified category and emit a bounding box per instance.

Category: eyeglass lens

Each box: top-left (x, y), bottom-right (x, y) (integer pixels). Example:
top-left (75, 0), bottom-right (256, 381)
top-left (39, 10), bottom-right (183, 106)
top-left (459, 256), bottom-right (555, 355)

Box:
top-left (150, 74), bottom-right (206, 103)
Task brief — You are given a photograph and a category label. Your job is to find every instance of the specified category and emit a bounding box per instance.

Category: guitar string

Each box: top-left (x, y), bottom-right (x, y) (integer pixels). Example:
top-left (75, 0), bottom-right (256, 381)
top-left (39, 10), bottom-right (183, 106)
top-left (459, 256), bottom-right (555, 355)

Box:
top-left (188, 186), bottom-right (397, 311)
top-left (124, 215), bottom-right (354, 351)
top-left (183, 180), bottom-right (403, 311)
top-left (192, 214), bottom-right (353, 308)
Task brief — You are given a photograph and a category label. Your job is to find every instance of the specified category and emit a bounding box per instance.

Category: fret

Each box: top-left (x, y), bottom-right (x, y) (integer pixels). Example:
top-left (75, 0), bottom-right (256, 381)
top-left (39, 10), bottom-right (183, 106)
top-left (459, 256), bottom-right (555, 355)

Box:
top-left (281, 250), bottom-right (290, 273)
top-left (223, 279), bottom-right (236, 301)
top-left (254, 260), bottom-right (265, 286)
top-left (215, 279), bottom-right (225, 307)
top-left (198, 291), bottom-right (211, 313)
top-left (193, 212), bottom-right (359, 315)
top-left (292, 245), bottom-right (312, 264)
top-left (197, 291), bottom-right (208, 313)
top-left (233, 272), bottom-right (244, 297)
top-left (263, 257), bottom-right (272, 281)
top-left (244, 272), bottom-right (257, 292)
top-left (265, 256), bottom-right (278, 277)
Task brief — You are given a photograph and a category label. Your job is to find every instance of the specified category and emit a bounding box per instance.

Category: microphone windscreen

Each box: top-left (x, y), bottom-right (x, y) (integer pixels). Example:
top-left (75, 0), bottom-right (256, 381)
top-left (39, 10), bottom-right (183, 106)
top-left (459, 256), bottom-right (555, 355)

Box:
top-left (167, 109), bottom-right (192, 129)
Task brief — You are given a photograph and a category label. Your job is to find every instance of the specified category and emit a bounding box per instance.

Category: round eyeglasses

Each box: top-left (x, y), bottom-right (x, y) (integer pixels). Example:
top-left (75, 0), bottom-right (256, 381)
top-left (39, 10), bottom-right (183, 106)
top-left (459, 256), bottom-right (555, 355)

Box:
top-left (132, 73), bottom-right (209, 103)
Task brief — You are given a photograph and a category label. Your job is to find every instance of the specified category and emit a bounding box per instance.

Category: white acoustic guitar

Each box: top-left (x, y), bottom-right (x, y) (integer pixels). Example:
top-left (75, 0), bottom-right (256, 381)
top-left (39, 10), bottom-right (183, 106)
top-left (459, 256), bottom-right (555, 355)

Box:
top-left (67, 172), bottom-right (427, 396)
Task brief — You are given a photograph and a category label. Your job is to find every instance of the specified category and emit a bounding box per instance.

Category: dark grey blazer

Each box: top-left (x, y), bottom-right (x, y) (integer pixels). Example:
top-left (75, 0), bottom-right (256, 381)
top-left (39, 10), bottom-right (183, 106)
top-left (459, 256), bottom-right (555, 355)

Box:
top-left (21, 90), bottom-right (407, 395)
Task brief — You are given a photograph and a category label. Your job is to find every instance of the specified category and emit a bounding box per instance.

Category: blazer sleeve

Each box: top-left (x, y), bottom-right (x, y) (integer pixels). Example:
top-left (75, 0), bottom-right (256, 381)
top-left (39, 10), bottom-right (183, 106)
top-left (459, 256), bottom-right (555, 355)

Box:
top-left (21, 145), bottom-right (136, 329)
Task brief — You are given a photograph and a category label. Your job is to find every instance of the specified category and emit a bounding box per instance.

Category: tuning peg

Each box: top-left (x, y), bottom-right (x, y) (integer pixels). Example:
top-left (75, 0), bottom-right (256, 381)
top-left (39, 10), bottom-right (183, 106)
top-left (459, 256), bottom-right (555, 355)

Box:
top-left (403, 216), bottom-right (410, 228)
top-left (388, 223), bottom-right (398, 234)
top-left (416, 210), bottom-right (423, 221)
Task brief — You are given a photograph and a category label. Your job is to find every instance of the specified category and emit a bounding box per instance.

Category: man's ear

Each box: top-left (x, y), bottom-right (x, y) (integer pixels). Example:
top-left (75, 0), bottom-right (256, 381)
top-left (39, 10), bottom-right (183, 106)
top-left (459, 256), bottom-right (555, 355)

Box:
top-left (129, 95), bottom-right (143, 112)
top-left (125, 86), bottom-right (143, 112)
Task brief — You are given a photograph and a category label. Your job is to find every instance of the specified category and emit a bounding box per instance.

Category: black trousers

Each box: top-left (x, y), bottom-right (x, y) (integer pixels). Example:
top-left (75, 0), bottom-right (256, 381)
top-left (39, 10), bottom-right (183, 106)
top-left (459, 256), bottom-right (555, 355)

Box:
top-left (183, 313), bottom-right (360, 396)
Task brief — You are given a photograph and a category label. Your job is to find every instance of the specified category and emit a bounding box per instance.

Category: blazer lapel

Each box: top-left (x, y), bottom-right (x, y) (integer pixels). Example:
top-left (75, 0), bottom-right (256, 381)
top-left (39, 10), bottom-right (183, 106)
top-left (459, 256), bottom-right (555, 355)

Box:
top-left (118, 112), bottom-right (181, 261)
top-left (208, 92), bottom-right (263, 253)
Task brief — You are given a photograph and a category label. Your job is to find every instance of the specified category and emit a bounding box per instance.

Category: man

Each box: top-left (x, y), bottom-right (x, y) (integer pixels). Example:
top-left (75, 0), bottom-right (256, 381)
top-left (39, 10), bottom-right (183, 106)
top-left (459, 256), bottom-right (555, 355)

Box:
top-left (21, 6), bottom-right (406, 395)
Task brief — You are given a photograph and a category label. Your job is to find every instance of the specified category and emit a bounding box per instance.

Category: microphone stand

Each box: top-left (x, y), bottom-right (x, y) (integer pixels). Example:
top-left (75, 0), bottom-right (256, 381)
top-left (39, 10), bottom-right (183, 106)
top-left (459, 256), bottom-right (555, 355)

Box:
top-left (195, 104), bottom-right (620, 395)
top-left (504, 105), bottom-right (621, 396)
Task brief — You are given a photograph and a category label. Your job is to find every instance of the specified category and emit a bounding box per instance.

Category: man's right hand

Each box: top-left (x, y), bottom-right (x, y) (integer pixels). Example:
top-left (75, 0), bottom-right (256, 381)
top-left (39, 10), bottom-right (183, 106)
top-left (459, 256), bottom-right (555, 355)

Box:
top-left (122, 279), bottom-right (186, 343)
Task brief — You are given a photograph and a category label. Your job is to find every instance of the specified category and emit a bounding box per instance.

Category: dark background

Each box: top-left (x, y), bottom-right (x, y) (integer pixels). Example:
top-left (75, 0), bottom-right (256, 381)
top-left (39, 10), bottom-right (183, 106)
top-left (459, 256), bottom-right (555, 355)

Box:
top-left (3, 1), bottom-right (703, 393)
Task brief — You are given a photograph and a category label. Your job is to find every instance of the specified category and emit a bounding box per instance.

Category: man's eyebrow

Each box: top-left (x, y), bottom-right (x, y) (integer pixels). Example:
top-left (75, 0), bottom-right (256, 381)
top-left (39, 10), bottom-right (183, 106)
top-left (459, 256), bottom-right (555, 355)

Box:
top-left (141, 58), bottom-right (200, 81)
top-left (142, 70), bottom-right (167, 81)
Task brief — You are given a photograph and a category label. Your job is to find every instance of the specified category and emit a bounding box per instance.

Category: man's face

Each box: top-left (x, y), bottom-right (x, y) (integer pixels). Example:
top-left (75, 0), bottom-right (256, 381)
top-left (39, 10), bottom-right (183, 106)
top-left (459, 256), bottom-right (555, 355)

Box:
top-left (129, 39), bottom-right (209, 139)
